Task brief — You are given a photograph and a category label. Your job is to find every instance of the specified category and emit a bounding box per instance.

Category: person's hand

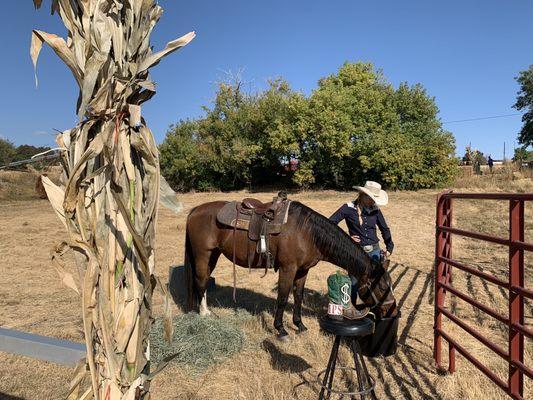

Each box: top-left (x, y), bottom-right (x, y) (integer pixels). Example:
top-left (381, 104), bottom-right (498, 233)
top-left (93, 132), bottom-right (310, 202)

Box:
top-left (385, 251), bottom-right (392, 258)
top-left (351, 235), bottom-right (361, 243)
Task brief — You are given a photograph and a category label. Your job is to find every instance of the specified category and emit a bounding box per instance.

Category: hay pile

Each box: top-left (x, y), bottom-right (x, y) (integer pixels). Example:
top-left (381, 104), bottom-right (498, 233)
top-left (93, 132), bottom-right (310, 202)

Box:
top-left (151, 310), bottom-right (254, 370)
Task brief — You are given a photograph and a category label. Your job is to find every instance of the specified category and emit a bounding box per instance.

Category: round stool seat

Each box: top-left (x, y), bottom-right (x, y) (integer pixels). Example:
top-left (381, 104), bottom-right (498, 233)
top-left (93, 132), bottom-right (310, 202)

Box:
top-left (319, 315), bottom-right (375, 337)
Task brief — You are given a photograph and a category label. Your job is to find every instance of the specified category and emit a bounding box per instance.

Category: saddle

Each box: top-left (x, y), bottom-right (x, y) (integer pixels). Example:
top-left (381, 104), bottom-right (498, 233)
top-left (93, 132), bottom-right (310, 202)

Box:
top-left (217, 191), bottom-right (291, 271)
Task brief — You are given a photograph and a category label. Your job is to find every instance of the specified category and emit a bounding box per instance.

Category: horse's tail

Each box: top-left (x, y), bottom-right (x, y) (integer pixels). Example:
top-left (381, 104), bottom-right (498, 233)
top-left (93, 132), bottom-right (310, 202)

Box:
top-left (185, 216), bottom-right (198, 312)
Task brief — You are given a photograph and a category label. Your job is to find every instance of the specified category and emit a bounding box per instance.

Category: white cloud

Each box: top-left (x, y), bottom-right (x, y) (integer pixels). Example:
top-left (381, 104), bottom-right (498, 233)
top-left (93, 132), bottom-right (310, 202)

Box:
top-left (33, 130), bottom-right (50, 136)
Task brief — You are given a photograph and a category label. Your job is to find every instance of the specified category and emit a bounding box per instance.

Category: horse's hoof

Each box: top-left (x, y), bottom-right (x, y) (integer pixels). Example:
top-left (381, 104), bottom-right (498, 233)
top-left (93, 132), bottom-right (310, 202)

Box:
top-left (296, 324), bottom-right (308, 334)
top-left (277, 333), bottom-right (290, 342)
top-left (277, 329), bottom-right (290, 342)
top-left (199, 309), bottom-right (211, 317)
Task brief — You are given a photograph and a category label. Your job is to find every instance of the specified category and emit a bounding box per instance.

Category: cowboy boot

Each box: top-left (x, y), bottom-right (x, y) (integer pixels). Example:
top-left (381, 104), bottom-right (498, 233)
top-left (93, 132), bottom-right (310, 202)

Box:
top-left (327, 272), bottom-right (351, 320)
top-left (343, 303), bottom-right (370, 320)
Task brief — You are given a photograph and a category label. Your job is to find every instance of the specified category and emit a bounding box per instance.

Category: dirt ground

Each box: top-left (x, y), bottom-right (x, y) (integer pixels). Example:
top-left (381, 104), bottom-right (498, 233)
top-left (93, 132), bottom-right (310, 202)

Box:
top-left (0, 179), bottom-right (532, 399)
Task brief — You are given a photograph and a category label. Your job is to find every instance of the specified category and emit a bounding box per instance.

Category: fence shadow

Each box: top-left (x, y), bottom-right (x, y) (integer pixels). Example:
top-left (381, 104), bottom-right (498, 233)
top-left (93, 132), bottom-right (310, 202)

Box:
top-left (368, 262), bottom-right (442, 399)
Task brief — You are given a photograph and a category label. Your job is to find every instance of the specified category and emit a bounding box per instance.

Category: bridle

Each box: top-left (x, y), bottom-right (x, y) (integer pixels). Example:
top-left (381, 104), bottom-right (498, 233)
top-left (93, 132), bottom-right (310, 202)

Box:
top-left (358, 257), bottom-right (396, 309)
top-left (359, 279), bottom-right (395, 309)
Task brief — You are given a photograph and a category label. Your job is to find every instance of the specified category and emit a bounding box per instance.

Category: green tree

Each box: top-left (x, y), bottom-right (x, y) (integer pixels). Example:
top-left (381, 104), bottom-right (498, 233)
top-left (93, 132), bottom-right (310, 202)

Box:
top-left (514, 66), bottom-right (533, 146)
top-left (251, 79), bottom-right (310, 185)
top-left (513, 146), bottom-right (532, 167)
top-left (160, 78), bottom-right (308, 190)
top-left (303, 62), bottom-right (457, 189)
top-left (159, 120), bottom-right (204, 191)
top-left (0, 138), bottom-right (16, 166)
top-left (13, 144), bottom-right (51, 162)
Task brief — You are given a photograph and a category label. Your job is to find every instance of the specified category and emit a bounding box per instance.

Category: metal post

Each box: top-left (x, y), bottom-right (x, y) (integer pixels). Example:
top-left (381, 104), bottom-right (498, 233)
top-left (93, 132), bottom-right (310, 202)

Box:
top-left (444, 197), bottom-right (456, 372)
top-left (449, 343), bottom-right (456, 373)
top-left (434, 193), bottom-right (446, 368)
top-left (508, 199), bottom-right (524, 397)
top-left (443, 197), bottom-right (454, 287)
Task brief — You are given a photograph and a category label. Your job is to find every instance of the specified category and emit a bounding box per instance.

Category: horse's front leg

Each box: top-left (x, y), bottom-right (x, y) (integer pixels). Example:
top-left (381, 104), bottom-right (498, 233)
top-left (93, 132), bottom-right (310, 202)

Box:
top-left (293, 270), bottom-right (309, 334)
top-left (274, 266), bottom-right (297, 341)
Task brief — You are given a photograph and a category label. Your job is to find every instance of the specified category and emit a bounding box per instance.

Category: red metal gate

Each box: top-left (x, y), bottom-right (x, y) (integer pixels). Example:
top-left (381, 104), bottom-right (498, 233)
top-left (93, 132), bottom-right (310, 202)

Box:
top-left (434, 191), bottom-right (533, 399)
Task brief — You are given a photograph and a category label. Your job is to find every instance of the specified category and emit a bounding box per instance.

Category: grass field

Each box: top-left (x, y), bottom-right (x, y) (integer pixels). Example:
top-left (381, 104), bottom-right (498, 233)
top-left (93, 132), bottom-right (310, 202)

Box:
top-left (0, 170), bottom-right (532, 399)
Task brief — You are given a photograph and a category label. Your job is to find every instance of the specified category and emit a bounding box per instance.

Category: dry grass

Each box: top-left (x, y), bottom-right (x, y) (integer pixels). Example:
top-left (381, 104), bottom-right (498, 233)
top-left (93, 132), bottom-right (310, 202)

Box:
top-left (453, 166), bottom-right (533, 192)
top-left (0, 184), bottom-right (532, 399)
top-left (0, 167), bottom-right (61, 202)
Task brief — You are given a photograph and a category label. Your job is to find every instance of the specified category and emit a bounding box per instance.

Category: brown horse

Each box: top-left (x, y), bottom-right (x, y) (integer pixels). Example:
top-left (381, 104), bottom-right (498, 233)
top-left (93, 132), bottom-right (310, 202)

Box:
top-left (185, 200), bottom-right (398, 339)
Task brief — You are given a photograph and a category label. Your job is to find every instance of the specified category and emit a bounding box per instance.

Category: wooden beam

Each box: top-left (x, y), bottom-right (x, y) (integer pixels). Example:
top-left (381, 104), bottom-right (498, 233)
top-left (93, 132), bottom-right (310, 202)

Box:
top-left (0, 327), bottom-right (84, 367)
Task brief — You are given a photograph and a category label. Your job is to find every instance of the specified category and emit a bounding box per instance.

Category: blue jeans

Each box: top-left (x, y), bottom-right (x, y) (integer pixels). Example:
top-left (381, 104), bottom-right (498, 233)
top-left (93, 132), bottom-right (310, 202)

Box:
top-left (350, 246), bottom-right (380, 304)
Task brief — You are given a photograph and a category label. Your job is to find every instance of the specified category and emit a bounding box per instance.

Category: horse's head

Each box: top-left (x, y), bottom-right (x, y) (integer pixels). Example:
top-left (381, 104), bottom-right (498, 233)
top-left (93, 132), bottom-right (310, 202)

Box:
top-left (358, 257), bottom-right (398, 318)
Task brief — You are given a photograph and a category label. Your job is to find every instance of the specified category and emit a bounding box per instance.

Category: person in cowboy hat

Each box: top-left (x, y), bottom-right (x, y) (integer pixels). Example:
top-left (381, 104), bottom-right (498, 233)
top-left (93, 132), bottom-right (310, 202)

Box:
top-left (329, 181), bottom-right (394, 304)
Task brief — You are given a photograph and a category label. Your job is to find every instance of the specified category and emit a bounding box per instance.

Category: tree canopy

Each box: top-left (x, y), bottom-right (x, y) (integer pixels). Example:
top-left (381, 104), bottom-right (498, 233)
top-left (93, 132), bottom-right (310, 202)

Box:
top-left (160, 62), bottom-right (458, 191)
top-left (0, 138), bottom-right (16, 166)
top-left (514, 65), bottom-right (533, 147)
top-left (513, 146), bottom-right (533, 163)
top-left (0, 138), bottom-right (50, 166)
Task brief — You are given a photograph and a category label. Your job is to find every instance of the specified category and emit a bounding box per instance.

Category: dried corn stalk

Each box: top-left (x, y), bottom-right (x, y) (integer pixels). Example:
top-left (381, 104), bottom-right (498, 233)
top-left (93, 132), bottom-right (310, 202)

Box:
top-left (31, 1), bottom-right (194, 399)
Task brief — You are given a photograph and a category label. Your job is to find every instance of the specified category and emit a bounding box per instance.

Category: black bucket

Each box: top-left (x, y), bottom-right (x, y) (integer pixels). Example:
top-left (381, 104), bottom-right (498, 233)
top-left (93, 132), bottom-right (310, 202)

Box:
top-left (359, 311), bottom-right (401, 357)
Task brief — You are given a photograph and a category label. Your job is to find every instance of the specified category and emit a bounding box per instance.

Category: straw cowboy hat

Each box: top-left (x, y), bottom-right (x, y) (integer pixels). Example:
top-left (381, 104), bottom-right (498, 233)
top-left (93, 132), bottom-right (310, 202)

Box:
top-left (353, 181), bottom-right (389, 206)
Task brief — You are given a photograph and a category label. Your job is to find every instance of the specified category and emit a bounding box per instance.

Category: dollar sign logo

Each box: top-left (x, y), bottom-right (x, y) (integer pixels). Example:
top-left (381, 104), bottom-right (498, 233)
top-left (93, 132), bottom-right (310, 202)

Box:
top-left (341, 283), bottom-right (350, 305)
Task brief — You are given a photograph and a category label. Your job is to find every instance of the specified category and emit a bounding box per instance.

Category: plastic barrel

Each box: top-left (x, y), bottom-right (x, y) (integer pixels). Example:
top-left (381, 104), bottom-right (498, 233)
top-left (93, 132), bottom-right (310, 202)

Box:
top-left (359, 311), bottom-right (401, 357)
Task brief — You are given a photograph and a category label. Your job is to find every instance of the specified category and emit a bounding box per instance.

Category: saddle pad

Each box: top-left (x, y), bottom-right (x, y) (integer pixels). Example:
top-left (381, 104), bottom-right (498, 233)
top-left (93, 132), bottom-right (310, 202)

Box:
top-left (216, 200), bottom-right (291, 233)
top-left (217, 201), bottom-right (249, 229)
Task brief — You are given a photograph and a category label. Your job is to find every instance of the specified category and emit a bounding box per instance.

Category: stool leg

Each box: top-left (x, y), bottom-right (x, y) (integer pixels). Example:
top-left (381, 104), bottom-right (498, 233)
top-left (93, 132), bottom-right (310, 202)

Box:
top-left (351, 340), bottom-right (366, 399)
top-left (319, 336), bottom-right (341, 400)
top-left (353, 340), bottom-right (378, 400)
top-left (326, 336), bottom-right (341, 399)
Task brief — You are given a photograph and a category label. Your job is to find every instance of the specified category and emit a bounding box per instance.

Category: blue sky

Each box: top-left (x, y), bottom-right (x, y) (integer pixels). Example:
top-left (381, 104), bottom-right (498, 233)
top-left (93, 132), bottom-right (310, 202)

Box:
top-left (1, 1), bottom-right (532, 159)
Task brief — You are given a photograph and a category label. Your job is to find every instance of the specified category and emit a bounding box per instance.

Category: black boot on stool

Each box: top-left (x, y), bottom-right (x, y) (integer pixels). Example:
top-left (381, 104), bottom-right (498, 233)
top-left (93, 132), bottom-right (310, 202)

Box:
top-left (317, 315), bottom-right (377, 400)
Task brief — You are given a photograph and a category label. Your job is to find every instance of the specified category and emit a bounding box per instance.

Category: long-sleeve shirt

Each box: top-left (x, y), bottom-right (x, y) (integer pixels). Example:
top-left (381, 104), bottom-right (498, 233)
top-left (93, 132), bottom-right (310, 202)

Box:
top-left (329, 201), bottom-right (394, 253)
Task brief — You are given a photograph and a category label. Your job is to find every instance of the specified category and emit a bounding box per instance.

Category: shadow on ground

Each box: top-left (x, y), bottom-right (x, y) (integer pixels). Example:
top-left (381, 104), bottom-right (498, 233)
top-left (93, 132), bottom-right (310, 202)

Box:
top-left (172, 280), bottom-right (328, 317)
top-left (0, 393), bottom-right (25, 400)
top-left (262, 339), bottom-right (312, 373)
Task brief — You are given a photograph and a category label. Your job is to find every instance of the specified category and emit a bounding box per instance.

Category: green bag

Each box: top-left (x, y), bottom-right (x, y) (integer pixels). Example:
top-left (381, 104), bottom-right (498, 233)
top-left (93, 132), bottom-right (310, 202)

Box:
top-left (327, 271), bottom-right (352, 309)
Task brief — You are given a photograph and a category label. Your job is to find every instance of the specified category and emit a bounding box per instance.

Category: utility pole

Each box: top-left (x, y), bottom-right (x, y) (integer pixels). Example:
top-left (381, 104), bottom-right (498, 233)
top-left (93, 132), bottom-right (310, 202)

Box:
top-left (504, 142), bottom-right (506, 162)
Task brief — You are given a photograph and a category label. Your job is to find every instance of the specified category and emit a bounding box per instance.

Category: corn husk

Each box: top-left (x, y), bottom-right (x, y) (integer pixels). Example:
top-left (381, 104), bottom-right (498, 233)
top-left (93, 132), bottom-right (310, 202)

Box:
top-left (32, 1), bottom-right (194, 399)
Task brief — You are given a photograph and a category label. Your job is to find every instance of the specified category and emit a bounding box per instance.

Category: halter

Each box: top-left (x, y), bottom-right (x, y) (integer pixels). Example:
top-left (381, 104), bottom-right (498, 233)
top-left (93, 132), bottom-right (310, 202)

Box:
top-left (358, 274), bottom-right (396, 309)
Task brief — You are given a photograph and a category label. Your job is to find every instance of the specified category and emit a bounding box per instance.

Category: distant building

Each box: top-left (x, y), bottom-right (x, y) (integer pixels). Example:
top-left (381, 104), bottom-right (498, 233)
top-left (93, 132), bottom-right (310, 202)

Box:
top-left (283, 159), bottom-right (299, 173)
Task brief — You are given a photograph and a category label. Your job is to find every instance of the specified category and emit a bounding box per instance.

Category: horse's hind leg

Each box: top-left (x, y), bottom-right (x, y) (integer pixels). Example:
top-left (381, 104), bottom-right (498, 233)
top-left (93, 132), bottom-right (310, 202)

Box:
top-left (293, 270), bottom-right (309, 334)
top-left (196, 249), bottom-right (221, 317)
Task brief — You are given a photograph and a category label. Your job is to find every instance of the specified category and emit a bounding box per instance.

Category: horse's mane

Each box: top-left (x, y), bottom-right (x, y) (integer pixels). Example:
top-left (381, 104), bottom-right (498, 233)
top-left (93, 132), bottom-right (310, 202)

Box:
top-left (289, 201), bottom-right (376, 278)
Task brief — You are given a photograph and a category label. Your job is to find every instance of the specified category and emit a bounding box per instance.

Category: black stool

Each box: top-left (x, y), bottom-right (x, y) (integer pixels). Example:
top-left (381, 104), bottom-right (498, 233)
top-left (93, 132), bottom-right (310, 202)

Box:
top-left (317, 315), bottom-right (377, 400)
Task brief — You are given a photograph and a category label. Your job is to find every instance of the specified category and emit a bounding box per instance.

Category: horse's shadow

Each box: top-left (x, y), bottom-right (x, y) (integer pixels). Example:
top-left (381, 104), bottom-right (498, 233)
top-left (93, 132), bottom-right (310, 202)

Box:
top-left (262, 339), bottom-right (312, 373)
top-left (190, 284), bottom-right (328, 318)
